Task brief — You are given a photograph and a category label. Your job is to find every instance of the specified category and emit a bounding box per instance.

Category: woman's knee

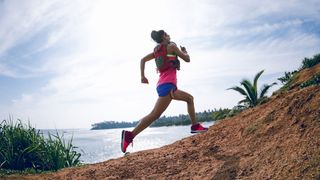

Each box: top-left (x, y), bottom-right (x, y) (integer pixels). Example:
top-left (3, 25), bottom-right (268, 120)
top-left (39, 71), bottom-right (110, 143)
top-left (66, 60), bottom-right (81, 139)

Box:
top-left (187, 94), bottom-right (194, 104)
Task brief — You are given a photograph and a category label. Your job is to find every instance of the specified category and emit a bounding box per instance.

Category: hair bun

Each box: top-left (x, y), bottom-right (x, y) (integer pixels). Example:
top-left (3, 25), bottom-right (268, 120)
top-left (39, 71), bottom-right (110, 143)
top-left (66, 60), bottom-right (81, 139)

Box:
top-left (151, 30), bottom-right (161, 43)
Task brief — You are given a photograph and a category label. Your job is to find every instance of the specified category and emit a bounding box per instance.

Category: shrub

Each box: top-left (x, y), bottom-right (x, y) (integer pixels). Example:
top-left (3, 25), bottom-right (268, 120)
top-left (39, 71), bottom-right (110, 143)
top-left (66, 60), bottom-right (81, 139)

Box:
top-left (300, 54), bottom-right (320, 70)
top-left (244, 121), bottom-right (260, 135)
top-left (300, 73), bottom-right (320, 88)
top-left (227, 106), bottom-right (247, 118)
top-left (0, 119), bottom-right (81, 172)
top-left (278, 70), bottom-right (298, 85)
top-left (211, 108), bottom-right (231, 120)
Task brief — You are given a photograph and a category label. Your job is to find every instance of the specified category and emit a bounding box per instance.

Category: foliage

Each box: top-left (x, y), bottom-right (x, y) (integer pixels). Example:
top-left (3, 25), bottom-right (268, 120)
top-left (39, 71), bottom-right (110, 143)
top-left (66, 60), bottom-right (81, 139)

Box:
top-left (91, 109), bottom-right (229, 129)
top-left (0, 168), bottom-right (39, 176)
top-left (40, 132), bottom-right (81, 171)
top-left (91, 121), bottom-right (138, 130)
top-left (210, 106), bottom-right (246, 121)
top-left (0, 119), bottom-right (81, 172)
top-left (151, 110), bottom-right (216, 127)
top-left (228, 70), bottom-right (277, 108)
top-left (211, 108), bottom-right (231, 121)
top-left (276, 72), bottom-right (298, 92)
top-left (300, 53), bottom-right (320, 70)
top-left (244, 121), bottom-right (260, 135)
top-left (277, 71), bottom-right (298, 85)
top-left (227, 106), bottom-right (247, 118)
top-left (300, 73), bottom-right (320, 88)
top-left (276, 53), bottom-right (320, 93)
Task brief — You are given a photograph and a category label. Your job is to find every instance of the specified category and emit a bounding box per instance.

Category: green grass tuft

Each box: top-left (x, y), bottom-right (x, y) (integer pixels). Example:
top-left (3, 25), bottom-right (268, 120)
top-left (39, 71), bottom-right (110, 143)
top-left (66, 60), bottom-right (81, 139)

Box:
top-left (0, 119), bottom-right (81, 174)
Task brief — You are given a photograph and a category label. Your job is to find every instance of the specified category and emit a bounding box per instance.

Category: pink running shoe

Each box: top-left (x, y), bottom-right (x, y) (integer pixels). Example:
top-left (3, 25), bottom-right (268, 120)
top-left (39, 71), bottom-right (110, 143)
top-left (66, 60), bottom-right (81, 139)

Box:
top-left (121, 130), bottom-right (134, 153)
top-left (191, 123), bottom-right (208, 133)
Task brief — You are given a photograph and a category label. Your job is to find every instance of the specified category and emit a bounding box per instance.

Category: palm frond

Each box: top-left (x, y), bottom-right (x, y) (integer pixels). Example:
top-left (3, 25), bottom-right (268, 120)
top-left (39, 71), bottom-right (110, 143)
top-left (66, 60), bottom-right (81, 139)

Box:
top-left (253, 70), bottom-right (264, 95)
top-left (259, 82), bottom-right (277, 99)
top-left (238, 98), bottom-right (250, 107)
top-left (241, 79), bottom-right (256, 106)
top-left (227, 86), bottom-right (248, 96)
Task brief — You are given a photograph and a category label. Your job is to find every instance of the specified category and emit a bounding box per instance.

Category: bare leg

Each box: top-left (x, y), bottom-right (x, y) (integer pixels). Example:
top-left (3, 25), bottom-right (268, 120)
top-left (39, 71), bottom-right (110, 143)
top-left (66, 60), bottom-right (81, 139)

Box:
top-left (132, 94), bottom-right (172, 137)
top-left (172, 89), bottom-right (197, 125)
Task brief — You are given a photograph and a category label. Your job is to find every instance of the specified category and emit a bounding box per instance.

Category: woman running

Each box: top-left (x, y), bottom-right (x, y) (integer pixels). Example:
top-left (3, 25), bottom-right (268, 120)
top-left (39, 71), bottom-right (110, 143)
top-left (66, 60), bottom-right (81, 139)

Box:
top-left (121, 30), bottom-right (208, 153)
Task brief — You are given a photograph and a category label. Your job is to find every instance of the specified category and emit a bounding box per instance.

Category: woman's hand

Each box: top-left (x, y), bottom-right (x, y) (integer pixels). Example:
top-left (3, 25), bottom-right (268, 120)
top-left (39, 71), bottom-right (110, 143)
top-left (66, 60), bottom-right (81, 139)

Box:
top-left (141, 76), bottom-right (149, 84)
top-left (170, 44), bottom-right (190, 62)
top-left (180, 46), bottom-right (187, 53)
top-left (140, 53), bottom-right (154, 84)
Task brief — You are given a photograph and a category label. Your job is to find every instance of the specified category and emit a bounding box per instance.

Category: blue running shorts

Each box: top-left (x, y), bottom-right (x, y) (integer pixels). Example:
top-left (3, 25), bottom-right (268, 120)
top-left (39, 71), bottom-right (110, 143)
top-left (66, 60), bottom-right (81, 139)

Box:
top-left (156, 83), bottom-right (177, 97)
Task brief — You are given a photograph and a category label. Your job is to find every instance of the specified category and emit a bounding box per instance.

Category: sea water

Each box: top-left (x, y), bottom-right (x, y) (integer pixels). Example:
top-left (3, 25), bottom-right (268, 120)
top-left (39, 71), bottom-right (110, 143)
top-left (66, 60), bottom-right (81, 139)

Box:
top-left (41, 121), bottom-right (215, 164)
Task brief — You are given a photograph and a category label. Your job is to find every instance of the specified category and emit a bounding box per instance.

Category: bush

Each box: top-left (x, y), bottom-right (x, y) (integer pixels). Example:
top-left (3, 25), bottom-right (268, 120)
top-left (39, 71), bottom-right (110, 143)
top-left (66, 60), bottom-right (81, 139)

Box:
top-left (227, 106), bottom-right (247, 118)
top-left (211, 108), bottom-right (231, 120)
top-left (300, 73), bottom-right (320, 88)
top-left (276, 53), bottom-right (319, 93)
top-left (0, 119), bottom-right (81, 172)
top-left (300, 54), bottom-right (320, 70)
top-left (278, 70), bottom-right (298, 85)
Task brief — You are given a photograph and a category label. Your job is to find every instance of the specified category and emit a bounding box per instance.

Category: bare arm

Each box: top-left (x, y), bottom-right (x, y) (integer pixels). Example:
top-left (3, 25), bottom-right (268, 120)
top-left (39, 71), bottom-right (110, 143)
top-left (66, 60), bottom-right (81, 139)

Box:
top-left (140, 52), bottom-right (154, 83)
top-left (170, 44), bottom-right (190, 62)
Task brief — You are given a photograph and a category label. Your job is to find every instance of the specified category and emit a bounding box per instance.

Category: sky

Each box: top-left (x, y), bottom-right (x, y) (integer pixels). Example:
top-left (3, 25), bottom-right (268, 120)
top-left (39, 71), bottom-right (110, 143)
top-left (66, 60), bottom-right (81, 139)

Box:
top-left (0, 0), bottom-right (319, 129)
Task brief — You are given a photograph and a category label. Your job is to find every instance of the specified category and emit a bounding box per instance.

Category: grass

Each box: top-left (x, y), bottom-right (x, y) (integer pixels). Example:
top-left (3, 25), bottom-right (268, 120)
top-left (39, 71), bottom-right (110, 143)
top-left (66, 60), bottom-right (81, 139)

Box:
top-left (0, 119), bottom-right (81, 174)
top-left (245, 122), bottom-right (259, 135)
top-left (264, 110), bottom-right (276, 124)
top-left (0, 167), bottom-right (43, 176)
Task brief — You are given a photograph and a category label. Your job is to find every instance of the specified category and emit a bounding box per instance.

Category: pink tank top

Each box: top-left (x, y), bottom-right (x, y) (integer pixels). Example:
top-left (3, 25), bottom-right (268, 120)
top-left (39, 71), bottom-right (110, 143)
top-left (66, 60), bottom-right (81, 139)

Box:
top-left (157, 67), bottom-right (177, 87)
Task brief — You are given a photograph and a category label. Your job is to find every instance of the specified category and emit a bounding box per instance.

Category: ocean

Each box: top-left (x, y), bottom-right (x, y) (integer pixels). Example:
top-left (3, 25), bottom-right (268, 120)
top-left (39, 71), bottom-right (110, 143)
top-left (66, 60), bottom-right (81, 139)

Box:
top-left (41, 121), bottom-right (215, 164)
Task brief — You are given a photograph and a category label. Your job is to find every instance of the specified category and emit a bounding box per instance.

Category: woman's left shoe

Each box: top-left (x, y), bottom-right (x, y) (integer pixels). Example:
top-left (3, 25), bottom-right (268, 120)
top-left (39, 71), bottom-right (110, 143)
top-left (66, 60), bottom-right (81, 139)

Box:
top-left (191, 123), bottom-right (208, 133)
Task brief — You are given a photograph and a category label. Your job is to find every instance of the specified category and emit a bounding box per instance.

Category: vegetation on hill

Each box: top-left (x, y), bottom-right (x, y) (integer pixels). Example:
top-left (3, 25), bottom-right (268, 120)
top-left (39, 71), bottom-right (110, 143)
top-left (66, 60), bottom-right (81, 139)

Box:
top-left (277, 53), bottom-right (320, 91)
top-left (300, 53), bottom-right (320, 70)
top-left (0, 120), bottom-right (81, 174)
top-left (226, 53), bottom-right (320, 120)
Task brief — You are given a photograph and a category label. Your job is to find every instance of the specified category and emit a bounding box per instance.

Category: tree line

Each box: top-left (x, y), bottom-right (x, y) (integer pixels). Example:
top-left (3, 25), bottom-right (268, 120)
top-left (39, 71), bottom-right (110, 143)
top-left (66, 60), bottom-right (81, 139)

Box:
top-left (91, 109), bottom-right (225, 130)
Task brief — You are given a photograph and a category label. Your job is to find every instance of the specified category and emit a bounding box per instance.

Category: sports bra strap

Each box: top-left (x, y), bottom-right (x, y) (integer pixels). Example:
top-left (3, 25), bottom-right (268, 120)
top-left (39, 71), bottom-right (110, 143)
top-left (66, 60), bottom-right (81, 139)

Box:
top-left (167, 54), bottom-right (177, 60)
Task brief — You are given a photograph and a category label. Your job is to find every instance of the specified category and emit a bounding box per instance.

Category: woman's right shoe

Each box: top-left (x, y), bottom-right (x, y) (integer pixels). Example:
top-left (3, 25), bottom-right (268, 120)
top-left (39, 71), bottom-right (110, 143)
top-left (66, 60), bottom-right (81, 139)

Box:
top-left (121, 130), bottom-right (134, 153)
top-left (191, 123), bottom-right (208, 133)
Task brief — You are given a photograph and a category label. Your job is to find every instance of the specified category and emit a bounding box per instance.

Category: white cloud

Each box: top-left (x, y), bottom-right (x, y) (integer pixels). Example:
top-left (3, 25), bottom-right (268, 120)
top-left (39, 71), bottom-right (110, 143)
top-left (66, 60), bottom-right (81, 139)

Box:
top-left (0, 63), bottom-right (16, 77)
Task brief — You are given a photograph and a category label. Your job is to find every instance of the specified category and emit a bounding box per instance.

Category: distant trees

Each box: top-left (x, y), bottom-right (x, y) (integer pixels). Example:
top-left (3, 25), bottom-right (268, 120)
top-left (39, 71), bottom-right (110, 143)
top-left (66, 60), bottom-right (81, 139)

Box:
top-left (91, 109), bottom-right (222, 130)
top-left (228, 70), bottom-right (277, 108)
top-left (151, 110), bottom-right (215, 127)
top-left (91, 121), bottom-right (138, 130)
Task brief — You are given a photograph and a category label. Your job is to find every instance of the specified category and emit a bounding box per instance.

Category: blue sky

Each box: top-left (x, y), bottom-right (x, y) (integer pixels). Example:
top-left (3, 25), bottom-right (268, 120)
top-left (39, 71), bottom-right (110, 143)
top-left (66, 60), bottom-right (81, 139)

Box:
top-left (0, 0), bottom-right (319, 129)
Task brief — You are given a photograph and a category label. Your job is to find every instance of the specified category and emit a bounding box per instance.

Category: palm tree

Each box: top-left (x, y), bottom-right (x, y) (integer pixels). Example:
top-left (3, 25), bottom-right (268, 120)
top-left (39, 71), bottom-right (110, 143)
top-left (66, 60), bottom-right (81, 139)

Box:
top-left (228, 70), bottom-right (277, 108)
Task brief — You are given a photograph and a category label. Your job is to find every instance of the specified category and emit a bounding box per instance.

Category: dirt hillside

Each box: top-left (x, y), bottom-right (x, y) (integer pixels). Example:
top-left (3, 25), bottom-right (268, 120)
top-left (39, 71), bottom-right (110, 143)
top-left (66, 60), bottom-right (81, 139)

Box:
top-left (8, 67), bottom-right (320, 179)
